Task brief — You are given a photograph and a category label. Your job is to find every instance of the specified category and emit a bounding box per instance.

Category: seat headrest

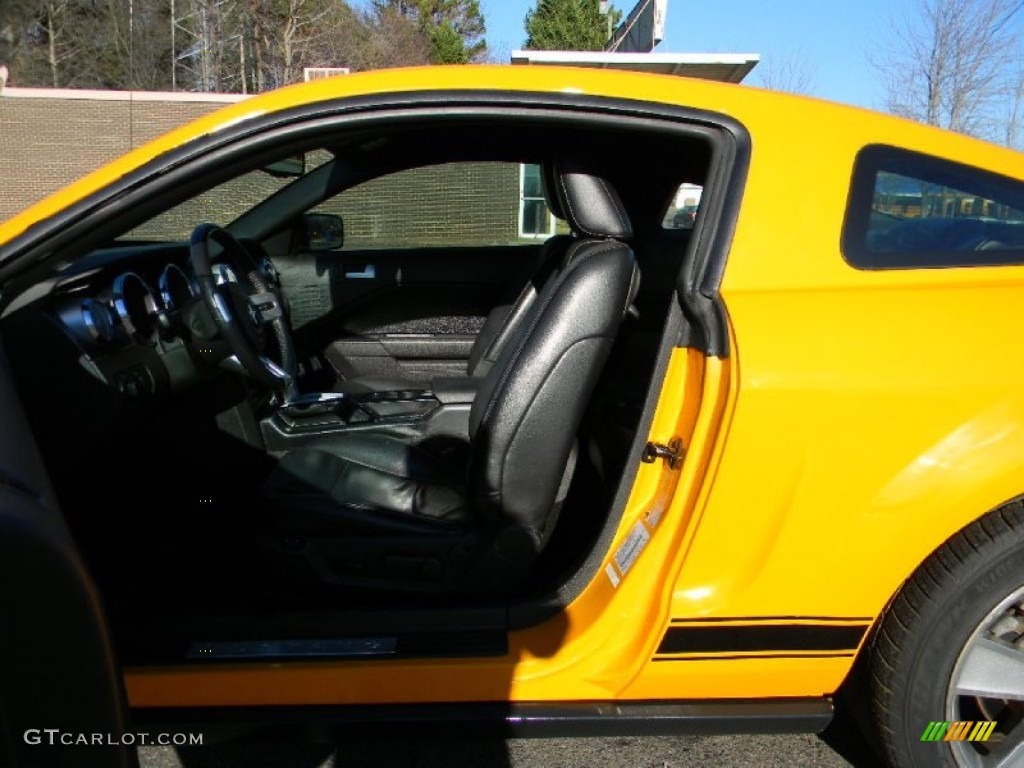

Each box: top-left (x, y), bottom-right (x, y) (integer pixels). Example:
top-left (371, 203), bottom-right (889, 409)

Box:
top-left (541, 163), bottom-right (565, 221)
top-left (554, 164), bottom-right (633, 240)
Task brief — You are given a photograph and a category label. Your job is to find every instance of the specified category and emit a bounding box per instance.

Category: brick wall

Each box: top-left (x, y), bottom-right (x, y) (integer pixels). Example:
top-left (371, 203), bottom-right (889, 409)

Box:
top-left (316, 162), bottom-right (525, 248)
top-left (0, 89), bottom-right (235, 223)
top-left (123, 157), bottom-right (531, 248)
top-left (0, 89), bottom-right (541, 247)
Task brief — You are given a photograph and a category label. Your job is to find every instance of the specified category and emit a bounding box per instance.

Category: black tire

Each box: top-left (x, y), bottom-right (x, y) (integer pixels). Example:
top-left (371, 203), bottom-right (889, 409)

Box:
top-left (865, 499), bottom-right (1024, 768)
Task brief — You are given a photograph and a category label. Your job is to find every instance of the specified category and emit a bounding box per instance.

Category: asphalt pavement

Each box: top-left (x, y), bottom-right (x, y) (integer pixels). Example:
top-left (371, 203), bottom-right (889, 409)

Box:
top-left (138, 718), bottom-right (884, 767)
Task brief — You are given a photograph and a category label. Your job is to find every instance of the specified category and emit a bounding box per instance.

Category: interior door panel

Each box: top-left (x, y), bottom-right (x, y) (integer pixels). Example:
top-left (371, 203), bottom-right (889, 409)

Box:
top-left (275, 244), bottom-right (546, 380)
top-left (325, 334), bottom-right (477, 382)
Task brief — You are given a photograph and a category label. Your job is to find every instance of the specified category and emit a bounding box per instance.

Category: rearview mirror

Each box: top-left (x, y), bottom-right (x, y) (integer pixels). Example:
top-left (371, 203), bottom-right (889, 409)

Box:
top-left (262, 155), bottom-right (306, 178)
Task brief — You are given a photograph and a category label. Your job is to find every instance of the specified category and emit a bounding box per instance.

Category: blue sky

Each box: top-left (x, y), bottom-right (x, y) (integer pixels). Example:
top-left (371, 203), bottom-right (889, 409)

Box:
top-left (349, 1), bottom-right (1024, 113)
top-left (480, 0), bottom-right (901, 110)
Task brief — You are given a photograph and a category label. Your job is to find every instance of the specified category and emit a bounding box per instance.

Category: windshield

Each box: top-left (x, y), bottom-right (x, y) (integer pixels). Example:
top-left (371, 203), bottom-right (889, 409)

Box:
top-left (121, 149), bottom-right (333, 242)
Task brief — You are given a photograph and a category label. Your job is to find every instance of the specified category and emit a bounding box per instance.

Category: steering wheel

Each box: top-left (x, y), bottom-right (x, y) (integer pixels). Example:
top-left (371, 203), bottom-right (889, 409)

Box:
top-left (189, 223), bottom-right (297, 398)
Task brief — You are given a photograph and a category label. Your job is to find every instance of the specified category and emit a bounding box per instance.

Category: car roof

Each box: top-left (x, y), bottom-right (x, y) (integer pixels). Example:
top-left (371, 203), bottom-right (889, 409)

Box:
top-left (2, 64), bottom-right (1022, 247)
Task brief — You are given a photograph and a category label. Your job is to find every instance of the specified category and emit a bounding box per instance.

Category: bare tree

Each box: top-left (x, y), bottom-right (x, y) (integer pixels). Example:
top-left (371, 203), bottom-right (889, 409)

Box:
top-left (1003, 64), bottom-right (1024, 148)
top-left (0, 0), bottom-right (40, 70)
top-left (171, 0), bottom-right (247, 92)
top-left (754, 51), bottom-right (816, 95)
top-left (42, 1), bottom-right (70, 87)
top-left (334, 5), bottom-right (432, 72)
top-left (0, 0), bottom-right (78, 87)
top-left (3, 0), bottom-right (436, 92)
top-left (245, 0), bottom-right (386, 89)
top-left (876, 0), bottom-right (1024, 141)
top-left (2, 0), bottom-right (174, 90)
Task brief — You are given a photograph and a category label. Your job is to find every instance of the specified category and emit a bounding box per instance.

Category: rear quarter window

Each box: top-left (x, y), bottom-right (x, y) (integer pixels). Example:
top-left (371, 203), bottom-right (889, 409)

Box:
top-left (842, 145), bottom-right (1024, 269)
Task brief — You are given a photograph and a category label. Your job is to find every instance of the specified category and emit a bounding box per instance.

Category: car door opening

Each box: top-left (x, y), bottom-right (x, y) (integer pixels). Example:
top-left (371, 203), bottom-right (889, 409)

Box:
top-left (0, 103), bottom-right (734, 665)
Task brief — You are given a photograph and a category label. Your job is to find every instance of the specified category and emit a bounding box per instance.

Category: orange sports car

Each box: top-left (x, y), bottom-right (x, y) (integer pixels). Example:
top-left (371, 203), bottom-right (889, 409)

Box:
top-left (2, 66), bottom-right (1024, 768)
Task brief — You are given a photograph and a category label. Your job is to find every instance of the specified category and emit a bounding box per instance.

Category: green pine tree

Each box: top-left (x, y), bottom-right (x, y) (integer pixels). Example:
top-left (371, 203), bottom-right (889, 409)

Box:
top-left (372, 0), bottom-right (486, 64)
top-left (524, 0), bottom-right (620, 52)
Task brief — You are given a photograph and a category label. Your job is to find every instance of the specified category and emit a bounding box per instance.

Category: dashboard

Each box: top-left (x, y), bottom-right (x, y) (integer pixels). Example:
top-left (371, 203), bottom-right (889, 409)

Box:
top-left (42, 243), bottom-right (223, 400)
top-left (64, 262), bottom-right (196, 345)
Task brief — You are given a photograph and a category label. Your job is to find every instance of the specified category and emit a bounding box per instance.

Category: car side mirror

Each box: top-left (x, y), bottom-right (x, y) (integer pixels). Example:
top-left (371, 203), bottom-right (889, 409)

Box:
top-left (302, 213), bottom-right (344, 252)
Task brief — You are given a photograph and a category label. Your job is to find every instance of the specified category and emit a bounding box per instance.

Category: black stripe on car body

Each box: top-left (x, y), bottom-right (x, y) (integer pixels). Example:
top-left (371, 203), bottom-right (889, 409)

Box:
top-left (655, 622), bottom-right (869, 656)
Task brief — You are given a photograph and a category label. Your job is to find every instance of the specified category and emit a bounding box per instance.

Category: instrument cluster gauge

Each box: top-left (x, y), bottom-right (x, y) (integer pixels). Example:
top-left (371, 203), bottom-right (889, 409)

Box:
top-left (80, 298), bottom-right (116, 343)
top-left (159, 263), bottom-right (198, 311)
top-left (112, 272), bottom-right (160, 340)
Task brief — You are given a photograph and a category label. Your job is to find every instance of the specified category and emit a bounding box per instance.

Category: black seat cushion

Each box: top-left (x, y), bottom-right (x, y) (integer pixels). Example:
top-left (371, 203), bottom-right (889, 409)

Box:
top-left (264, 433), bottom-right (471, 536)
top-left (263, 166), bottom-right (638, 593)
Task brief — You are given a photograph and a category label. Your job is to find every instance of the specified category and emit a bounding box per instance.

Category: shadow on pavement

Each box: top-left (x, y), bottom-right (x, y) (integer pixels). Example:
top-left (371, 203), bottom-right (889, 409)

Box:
top-left (818, 705), bottom-right (884, 768)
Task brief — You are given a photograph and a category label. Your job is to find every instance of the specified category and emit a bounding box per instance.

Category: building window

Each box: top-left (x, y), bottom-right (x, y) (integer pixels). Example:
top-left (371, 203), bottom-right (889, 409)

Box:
top-left (519, 164), bottom-right (556, 238)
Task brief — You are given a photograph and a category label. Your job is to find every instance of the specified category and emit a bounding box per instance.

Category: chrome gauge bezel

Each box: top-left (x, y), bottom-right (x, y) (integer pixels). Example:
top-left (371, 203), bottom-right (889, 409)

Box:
top-left (158, 263), bottom-right (198, 311)
top-left (79, 297), bottom-right (116, 343)
top-left (111, 272), bottom-right (160, 339)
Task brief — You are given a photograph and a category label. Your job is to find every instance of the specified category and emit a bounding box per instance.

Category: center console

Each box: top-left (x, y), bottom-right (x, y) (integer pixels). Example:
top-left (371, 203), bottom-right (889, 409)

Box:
top-left (260, 377), bottom-right (480, 453)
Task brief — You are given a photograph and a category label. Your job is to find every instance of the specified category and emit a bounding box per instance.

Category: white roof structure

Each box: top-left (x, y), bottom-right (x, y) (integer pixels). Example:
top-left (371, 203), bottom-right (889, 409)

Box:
top-left (510, 50), bottom-right (759, 84)
top-left (607, 0), bottom-right (668, 52)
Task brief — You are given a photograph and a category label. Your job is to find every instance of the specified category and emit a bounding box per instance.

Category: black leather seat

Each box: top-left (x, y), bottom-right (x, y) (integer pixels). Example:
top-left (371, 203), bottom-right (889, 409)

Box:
top-left (263, 166), bottom-right (639, 593)
top-left (331, 166), bottom-right (574, 395)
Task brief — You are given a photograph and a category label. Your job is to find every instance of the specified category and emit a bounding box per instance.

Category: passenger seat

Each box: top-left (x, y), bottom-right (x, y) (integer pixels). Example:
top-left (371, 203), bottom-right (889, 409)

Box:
top-left (329, 164), bottom-right (580, 395)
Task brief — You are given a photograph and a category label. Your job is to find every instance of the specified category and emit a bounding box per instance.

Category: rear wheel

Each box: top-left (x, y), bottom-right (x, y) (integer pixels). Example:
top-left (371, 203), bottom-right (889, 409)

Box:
top-left (868, 500), bottom-right (1024, 768)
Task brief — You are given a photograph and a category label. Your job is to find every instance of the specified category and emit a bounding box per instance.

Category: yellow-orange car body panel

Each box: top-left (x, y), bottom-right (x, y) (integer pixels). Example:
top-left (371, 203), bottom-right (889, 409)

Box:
top-left (3, 65), bottom-right (1024, 710)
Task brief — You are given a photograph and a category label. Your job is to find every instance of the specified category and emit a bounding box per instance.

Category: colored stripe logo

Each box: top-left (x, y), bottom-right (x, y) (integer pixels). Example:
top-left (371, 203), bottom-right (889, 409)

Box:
top-left (921, 721), bottom-right (997, 742)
